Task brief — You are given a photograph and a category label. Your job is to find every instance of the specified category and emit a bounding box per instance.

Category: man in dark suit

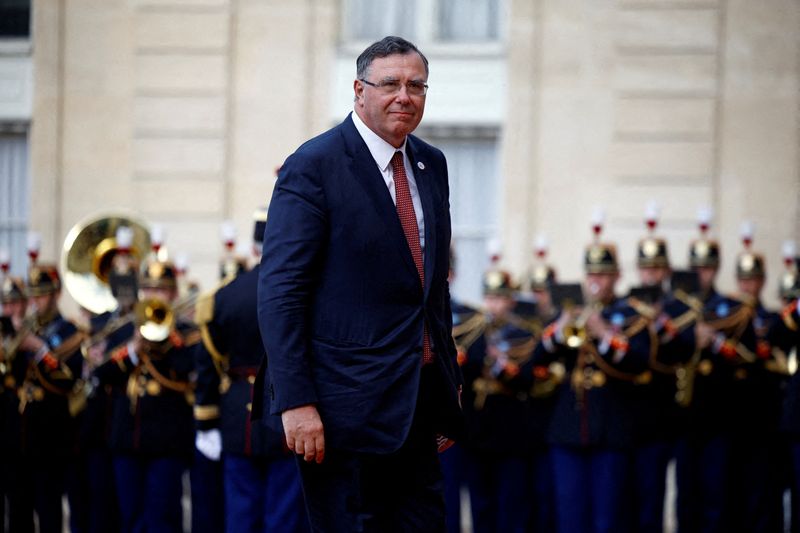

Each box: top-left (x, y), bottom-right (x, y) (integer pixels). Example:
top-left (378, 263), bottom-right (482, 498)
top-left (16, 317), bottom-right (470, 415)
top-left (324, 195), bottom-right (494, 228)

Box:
top-left (257, 35), bottom-right (464, 532)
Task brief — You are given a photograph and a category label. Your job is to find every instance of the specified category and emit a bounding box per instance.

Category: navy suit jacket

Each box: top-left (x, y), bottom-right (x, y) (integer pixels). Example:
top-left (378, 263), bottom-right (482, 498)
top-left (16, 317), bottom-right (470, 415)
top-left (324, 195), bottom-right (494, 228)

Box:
top-left (256, 114), bottom-right (464, 454)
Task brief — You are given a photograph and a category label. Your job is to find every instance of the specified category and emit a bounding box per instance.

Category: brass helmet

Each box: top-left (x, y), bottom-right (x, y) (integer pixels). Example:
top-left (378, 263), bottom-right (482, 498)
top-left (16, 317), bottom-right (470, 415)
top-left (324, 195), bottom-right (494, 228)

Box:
top-left (140, 260), bottom-right (179, 291)
top-left (483, 238), bottom-right (517, 296)
top-left (735, 221), bottom-right (765, 279)
top-left (27, 264), bottom-right (61, 297)
top-left (1, 276), bottom-right (27, 304)
top-left (689, 207), bottom-right (720, 269)
top-left (219, 220), bottom-right (248, 279)
top-left (529, 234), bottom-right (556, 290)
top-left (584, 208), bottom-right (619, 274)
top-left (483, 269), bottom-right (517, 296)
top-left (637, 202), bottom-right (669, 269)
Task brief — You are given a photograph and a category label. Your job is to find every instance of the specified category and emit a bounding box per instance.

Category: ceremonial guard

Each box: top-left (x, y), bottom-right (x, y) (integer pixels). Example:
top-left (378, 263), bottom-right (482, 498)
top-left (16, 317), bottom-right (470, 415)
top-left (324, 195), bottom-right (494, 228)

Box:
top-left (533, 213), bottom-right (653, 533)
top-left (10, 257), bottom-right (83, 533)
top-left (774, 245), bottom-right (800, 532)
top-left (725, 225), bottom-right (786, 532)
top-left (1, 271), bottom-right (35, 533)
top-left (675, 211), bottom-right (758, 532)
top-left (522, 240), bottom-right (558, 533)
top-left (194, 209), bottom-right (308, 533)
top-left (93, 260), bottom-right (199, 533)
top-left (64, 218), bottom-right (151, 533)
top-left (629, 205), bottom-right (697, 533)
top-left (441, 247), bottom-right (478, 533)
top-left (460, 263), bottom-right (538, 533)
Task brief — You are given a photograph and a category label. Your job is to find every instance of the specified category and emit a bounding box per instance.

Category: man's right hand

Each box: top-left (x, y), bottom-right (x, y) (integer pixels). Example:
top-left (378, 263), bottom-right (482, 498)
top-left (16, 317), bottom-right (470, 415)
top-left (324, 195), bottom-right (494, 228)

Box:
top-left (282, 404), bottom-right (325, 464)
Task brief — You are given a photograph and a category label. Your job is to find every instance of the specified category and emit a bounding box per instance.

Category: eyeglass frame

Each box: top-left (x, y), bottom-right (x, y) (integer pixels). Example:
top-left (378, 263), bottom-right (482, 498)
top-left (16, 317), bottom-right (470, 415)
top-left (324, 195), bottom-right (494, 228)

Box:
top-left (359, 78), bottom-right (429, 96)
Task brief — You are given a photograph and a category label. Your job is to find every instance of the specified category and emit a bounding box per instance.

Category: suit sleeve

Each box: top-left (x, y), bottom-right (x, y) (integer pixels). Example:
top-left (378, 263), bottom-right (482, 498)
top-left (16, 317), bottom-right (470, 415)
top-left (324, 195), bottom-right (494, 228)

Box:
top-left (258, 152), bottom-right (329, 414)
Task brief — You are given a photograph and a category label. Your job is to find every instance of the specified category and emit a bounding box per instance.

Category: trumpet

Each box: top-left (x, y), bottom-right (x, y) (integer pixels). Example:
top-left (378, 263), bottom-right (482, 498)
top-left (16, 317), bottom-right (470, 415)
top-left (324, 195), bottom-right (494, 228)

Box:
top-left (2, 313), bottom-right (38, 363)
top-left (561, 283), bottom-right (602, 349)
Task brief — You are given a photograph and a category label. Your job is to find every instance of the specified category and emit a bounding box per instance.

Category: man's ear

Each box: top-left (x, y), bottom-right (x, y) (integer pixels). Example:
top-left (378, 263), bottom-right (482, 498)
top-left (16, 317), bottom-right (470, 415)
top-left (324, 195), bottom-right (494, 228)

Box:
top-left (353, 79), bottom-right (364, 105)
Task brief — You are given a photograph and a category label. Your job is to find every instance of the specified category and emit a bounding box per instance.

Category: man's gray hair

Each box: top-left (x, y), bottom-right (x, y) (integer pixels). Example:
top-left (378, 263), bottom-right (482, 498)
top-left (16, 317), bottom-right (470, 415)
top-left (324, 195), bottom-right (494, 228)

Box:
top-left (356, 36), bottom-right (429, 79)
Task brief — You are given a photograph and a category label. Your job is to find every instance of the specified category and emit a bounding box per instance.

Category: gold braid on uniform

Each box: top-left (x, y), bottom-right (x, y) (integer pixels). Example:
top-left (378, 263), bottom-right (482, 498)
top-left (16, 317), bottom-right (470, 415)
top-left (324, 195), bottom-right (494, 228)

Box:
top-left (194, 289), bottom-right (229, 378)
top-left (452, 311), bottom-right (488, 353)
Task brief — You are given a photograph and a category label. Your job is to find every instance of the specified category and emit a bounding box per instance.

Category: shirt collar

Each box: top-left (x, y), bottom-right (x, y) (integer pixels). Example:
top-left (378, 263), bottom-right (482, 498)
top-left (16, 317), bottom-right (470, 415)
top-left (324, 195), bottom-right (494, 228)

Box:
top-left (351, 111), bottom-right (407, 172)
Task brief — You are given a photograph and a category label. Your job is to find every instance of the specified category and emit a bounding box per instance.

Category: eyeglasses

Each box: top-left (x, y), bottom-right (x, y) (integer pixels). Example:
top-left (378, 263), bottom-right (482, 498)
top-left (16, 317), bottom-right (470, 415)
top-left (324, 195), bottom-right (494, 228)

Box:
top-left (359, 78), bottom-right (429, 96)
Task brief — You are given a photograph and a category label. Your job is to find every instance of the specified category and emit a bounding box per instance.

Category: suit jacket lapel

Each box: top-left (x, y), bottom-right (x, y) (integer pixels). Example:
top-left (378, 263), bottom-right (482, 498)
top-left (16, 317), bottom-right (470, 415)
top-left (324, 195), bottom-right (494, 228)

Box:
top-left (407, 138), bottom-right (437, 301)
top-left (341, 116), bottom-right (419, 279)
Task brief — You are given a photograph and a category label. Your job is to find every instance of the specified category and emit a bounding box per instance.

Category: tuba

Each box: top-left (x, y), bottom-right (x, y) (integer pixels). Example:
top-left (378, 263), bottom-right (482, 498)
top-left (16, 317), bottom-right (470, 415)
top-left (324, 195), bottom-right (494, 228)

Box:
top-left (61, 212), bottom-right (151, 315)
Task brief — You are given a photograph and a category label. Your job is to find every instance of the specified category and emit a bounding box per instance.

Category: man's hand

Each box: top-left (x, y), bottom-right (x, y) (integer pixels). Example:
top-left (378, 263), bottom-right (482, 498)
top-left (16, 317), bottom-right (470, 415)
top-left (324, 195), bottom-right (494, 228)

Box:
top-left (282, 404), bottom-right (325, 464)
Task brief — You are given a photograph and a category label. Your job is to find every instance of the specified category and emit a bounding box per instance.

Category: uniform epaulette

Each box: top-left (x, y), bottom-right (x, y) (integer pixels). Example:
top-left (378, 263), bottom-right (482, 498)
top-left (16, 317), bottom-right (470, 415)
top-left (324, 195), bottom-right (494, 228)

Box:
top-left (194, 290), bottom-right (217, 326)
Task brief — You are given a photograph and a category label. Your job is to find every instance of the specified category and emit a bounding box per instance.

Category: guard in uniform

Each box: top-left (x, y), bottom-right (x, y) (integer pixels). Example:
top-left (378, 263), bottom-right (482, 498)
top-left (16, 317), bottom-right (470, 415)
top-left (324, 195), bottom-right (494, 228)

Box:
top-left (11, 264), bottom-right (83, 533)
top-left (461, 267), bottom-right (538, 533)
top-left (441, 247), bottom-right (478, 533)
top-left (629, 209), bottom-right (698, 533)
top-left (0, 275), bottom-right (34, 533)
top-left (523, 252), bottom-right (558, 533)
top-left (674, 216), bottom-right (759, 533)
top-left (533, 219), bottom-right (653, 533)
top-left (725, 231), bottom-right (786, 532)
top-left (194, 208), bottom-right (308, 533)
top-left (774, 253), bottom-right (800, 532)
top-left (93, 260), bottom-right (199, 533)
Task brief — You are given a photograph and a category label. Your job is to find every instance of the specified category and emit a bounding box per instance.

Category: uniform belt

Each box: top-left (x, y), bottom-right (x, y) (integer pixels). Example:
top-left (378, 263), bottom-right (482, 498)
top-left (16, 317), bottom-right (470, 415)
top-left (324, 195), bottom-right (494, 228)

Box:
top-left (227, 366), bottom-right (258, 380)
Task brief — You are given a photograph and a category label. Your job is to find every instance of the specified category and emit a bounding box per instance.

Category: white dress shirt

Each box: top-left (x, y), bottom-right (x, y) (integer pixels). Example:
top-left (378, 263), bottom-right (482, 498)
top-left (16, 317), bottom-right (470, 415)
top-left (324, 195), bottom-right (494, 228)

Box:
top-left (351, 111), bottom-right (426, 251)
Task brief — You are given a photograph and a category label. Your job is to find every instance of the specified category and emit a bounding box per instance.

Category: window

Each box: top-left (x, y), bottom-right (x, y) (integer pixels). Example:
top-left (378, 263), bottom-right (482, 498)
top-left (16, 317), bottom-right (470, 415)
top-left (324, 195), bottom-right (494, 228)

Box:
top-left (0, 133), bottom-right (30, 277)
top-left (345, 0), bottom-right (417, 42)
top-left (341, 0), bottom-right (506, 47)
top-left (0, 0), bottom-right (31, 38)
top-left (419, 131), bottom-right (500, 306)
top-left (437, 0), bottom-right (501, 42)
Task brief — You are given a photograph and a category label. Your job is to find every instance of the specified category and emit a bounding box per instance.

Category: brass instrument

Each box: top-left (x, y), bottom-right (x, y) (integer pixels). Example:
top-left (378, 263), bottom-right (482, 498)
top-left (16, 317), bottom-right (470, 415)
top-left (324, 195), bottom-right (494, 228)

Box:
top-left (135, 297), bottom-right (175, 343)
top-left (61, 212), bottom-right (151, 315)
top-left (2, 313), bottom-right (38, 364)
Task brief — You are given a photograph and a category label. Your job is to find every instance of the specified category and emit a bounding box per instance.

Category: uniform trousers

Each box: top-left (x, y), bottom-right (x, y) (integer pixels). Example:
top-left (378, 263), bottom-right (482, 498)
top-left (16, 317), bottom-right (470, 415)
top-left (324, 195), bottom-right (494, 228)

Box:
top-left (633, 440), bottom-right (674, 533)
top-left (224, 453), bottom-right (308, 533)
top-left (551, 446), bottom-right (631, 533)
top-left (113, 454), bottom-right (187, 533)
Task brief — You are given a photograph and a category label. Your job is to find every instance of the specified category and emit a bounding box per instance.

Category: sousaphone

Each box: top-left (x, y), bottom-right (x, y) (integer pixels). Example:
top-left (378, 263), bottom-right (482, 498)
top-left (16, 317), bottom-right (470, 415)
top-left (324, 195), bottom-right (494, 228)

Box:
top-left (61, 212), bottom-right (151, 314)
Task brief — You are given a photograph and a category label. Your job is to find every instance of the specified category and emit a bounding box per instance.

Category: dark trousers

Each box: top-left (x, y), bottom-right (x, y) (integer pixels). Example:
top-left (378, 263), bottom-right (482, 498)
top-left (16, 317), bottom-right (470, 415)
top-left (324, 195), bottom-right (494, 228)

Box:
top-left (726, 435), bottom-right (783, 533)
top-left (551, 446), bottom-right (631, 533)
top-left (12, 455), bottom-right (65, 533)
top-left (224, 454), bottom-right (308, 533)
top-left (528, 447), bottom-right (556, 533)
top-left (113, 454), bottom-right (187, 533)
top-left (191, 449), bottom-right (225, 533)
top-left (675, 434), bottom-right (730, 533)
top-left (439, 443), bottom-right (464, 533)
top-left (633, 440), bottom-right (674, 533)
top-left (67, 448), bottom-right (120, 533)
top-left (464, 452), bottom-right (530, 533)
top-left (297, 365), bottom-right (446, 533)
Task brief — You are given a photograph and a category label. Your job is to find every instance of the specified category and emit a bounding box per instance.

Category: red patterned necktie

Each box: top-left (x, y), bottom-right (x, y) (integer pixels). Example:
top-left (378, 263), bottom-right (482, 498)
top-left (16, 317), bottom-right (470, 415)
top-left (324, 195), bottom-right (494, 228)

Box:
top-left (390, 151), bottom-right (433, 364)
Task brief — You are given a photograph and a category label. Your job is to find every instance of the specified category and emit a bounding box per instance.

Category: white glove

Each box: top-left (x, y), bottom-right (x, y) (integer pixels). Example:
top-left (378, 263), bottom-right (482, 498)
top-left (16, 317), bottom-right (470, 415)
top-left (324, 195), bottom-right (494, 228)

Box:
top-left (195, 429), bottom-right (222, 461)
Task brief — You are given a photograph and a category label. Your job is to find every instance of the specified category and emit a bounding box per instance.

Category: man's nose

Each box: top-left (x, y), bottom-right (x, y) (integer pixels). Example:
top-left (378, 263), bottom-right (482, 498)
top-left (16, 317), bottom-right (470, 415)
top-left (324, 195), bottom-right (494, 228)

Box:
top-left (393, 85), bottom-right (412, 103)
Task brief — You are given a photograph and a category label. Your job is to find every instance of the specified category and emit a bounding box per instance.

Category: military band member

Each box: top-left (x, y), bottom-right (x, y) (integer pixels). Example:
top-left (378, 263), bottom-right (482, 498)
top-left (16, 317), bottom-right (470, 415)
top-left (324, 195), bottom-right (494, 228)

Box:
top-left (675, 213), bottom-right (759, 533)
top-left (629, 207), bottom-right (696, 533)
top-left (11, 264), bottom-right (83, 533)
top-left (725, 228), bottom-right (786, 532)
top-left (533, 218), bottom-right (653, 533)
top-left (1, 275), bottom-right (35, 533)
top-left (461, 267), bottom-right (538, 533)
top-left (523, 251), bottom-right (558, 533)
top-left (93, 260), bottom-right (199, 533)
top-left (774, 251), bottom-right (800, 532)
top-left (441, 247), bottom-right (477, 533)
top-left (194, 209), bottom-right (308, 533)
